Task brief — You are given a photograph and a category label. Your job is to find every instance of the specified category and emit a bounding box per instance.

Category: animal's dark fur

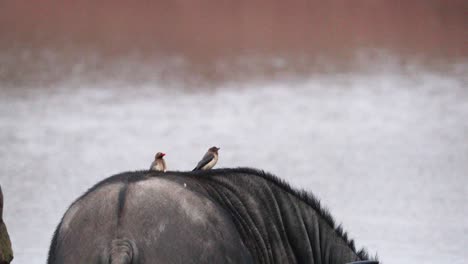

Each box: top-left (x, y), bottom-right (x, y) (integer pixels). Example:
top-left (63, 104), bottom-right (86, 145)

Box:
top-left (48, 167), bottom-right (376, 263)
top-left (160, 167), bottom-right (372, 260)
top-left (117, 180), bottom-right (129, 226)
top-left (164, 168), bottom-right (373, 260)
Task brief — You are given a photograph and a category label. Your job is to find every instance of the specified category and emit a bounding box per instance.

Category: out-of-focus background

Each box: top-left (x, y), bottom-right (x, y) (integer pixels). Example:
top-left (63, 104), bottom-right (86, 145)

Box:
top-left (0, 1), bottom-right (467, 263)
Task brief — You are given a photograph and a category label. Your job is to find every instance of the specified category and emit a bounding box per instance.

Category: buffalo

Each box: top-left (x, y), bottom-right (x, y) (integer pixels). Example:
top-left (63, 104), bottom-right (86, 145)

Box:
top-left (48, 168), bottom-right (378, 264)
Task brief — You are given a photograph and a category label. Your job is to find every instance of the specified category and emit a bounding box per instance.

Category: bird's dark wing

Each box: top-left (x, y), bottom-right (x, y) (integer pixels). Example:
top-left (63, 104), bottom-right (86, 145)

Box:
top-left (149, 161), bottom-right (156, 170)
top-left (193, 152), bottom-right (214, 171)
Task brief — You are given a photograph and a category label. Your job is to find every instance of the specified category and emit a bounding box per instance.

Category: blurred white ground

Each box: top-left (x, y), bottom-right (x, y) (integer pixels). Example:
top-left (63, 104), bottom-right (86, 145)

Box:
top-left (0, 67), bottom-right (467, 263)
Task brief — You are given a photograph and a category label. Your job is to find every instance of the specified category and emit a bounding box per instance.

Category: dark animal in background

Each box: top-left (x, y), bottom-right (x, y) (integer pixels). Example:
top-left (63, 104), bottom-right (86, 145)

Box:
top-left (193, 146), bottom-right (219, 171)
top-left (47, 168), bottom-right (378, 264)
top-left (149, 152), bottom-right (166, 172)
top-left (0, 185), bottom-right (13, 264)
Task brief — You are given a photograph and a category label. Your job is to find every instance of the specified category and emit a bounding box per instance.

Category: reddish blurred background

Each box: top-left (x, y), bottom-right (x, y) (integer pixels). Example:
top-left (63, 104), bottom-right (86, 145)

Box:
top-left (0, 0), bottom-right (466, 84)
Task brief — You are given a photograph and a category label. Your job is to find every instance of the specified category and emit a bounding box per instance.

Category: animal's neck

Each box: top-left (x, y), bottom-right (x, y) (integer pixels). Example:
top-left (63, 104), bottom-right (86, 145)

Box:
top-left (205, 174), bottom-right (365, 264)
top-left (270, 188), bottom-right (363, 264)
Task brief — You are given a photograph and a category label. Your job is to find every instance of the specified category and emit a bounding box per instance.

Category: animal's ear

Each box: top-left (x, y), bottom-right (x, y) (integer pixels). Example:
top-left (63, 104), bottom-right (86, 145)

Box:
top-left (346, 261), bottom-right (379, 264)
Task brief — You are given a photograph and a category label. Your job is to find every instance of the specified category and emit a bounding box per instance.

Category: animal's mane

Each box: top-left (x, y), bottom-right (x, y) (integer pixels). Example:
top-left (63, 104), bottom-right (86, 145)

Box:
top-left (195, 167), bottom-right (374, 261)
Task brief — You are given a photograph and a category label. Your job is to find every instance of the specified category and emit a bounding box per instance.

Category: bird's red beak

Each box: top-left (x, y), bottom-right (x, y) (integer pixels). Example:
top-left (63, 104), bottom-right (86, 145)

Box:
top-left (161, 153), bottom-right (166, 157)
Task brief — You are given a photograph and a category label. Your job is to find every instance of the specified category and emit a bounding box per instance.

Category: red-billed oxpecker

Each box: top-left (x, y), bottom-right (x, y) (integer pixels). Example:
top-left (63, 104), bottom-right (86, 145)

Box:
top-left (193, 146), bottom-right (220, 171)
top-left (150, 152), bottom-right (167, 172)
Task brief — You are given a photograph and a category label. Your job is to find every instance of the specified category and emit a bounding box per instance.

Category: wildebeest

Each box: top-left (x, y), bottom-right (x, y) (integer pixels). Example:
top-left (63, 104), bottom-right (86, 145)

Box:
top-left (48, 168), bottom-right (378, 264)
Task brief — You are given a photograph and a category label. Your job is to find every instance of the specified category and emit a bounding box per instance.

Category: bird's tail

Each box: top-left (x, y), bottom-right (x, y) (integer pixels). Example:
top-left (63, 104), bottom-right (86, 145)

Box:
top-left (107, 238), bottom-right (138, 264)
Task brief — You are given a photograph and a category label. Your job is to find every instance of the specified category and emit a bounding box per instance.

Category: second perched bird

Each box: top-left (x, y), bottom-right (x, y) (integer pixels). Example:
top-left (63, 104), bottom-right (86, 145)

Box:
top-left (193, 146), bottom-right (220, 171)
top-left (150, 152), bottom-right (167, 172)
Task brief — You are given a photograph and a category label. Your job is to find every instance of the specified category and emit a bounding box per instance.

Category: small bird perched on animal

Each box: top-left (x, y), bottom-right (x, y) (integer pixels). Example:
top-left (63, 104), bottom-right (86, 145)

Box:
top-left (150, 152), bottom-right (167, 172)
top-left (193, 146), bottom-right (220, 171)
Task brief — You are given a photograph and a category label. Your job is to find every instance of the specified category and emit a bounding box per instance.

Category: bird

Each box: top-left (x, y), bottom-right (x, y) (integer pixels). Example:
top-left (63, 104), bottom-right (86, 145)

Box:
top-left (149, 152), bottom-right (167, 172)
top-left (193, 146), bottom-right (220, 171)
